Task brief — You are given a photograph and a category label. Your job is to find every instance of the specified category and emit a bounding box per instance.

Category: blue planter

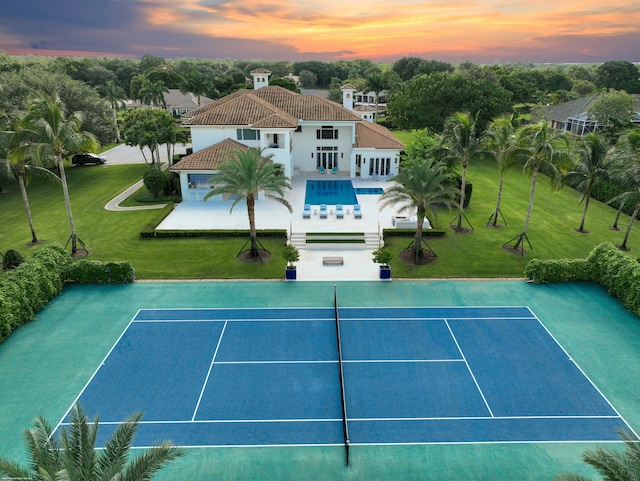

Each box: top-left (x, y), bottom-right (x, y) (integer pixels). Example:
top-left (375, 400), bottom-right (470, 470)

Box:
top-left (285, 267), bottom-right (297, 280)
top-left (379, 266), bottom-right (391, 280)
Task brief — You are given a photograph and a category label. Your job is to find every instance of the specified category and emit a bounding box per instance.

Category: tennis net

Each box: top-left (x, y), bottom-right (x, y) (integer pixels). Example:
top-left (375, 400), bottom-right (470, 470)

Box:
top-left (334, 285), bottom-right (350, 466)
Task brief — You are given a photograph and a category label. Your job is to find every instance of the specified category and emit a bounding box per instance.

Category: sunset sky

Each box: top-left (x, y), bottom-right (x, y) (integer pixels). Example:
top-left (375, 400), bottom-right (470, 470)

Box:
top-left (1, 0), bottom-right (639, 63)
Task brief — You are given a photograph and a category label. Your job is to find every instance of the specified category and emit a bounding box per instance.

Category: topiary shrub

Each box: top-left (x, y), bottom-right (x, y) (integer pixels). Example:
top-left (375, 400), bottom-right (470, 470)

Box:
top-left (1, 249), bottom-right (25, 270)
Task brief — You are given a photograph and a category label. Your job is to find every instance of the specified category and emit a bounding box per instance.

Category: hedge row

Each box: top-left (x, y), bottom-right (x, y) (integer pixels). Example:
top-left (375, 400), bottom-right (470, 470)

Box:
top-left (141, 228), bottom-right (287, 239)
top-left (66, 259), bottom-right (136, 284)
top-left (524, 242), bottom-right (640, 316)
top-left (0, 244), bottom-right (135, 344)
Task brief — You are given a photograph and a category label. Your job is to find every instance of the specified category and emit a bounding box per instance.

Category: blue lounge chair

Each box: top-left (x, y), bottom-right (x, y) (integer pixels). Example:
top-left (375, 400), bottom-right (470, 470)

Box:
top-left (353, 204), bottom-right (362, 218)
top-left (318, 166), bottom-right (326, 174)
top-left (336, 204), bottom-right (344, 219)
top-left (303, 204), bottom-right (311, 219)
top-left (320, 204), bottom-right (328, 218)
top-left (331, 166), bottom-right (339, 174)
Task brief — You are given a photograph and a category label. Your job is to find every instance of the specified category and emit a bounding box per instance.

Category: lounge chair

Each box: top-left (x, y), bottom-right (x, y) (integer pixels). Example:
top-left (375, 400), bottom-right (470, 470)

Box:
top-left (336, 204), bottom-right (344, 219)
top-left (331, 166), bottom-right (339, 174)
top-left (303, 204), bottom-right (311, 219)
top-left (320, 204), bottom-right (328, 218)
top-left (353, 204), bottom-right (362, 219)
top-left (318, 166), bottom-right (327, 174)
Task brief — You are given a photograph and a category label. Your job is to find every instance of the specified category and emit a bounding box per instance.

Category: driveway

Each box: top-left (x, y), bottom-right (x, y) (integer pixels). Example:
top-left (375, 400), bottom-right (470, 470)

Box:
top-left (101, 144), bottom-right (191, 165)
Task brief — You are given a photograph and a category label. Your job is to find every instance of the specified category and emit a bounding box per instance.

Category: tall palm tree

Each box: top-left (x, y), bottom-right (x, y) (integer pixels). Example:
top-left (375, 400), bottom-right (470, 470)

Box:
top-left (204, 147), bottom-right (292, 258)
top-left (563, 132), bottom-right (612, 233)
top-left (555, 429), bottom-right (640, 481)
top-left (23, 92), bottom-right (99, 254)
top-left (485, 113), bottom-right (518, 227)
top-left (179, 69), bottom-right (210, 107)
top-left (610, 129), bottom-right (640, 250)
top-left (0, 120), bottom-right (60, 244)
top-left (139, 79), bottom-right (169, 108)
top-left (97, 80), bottom-right (127, 142)
top-left (436, 111), bottom-right (492, 232)
top-left (379, 157), bottom-right (457, 263)
top-left (0, 404), bottom-right (184, 481)
top-left (505, 120), bottom-right (572, 253)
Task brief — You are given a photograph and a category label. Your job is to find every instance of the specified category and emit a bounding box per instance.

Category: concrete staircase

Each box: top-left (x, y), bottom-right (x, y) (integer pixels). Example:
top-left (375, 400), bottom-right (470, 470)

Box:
top-left (289, 231), bottom-right (381, 250)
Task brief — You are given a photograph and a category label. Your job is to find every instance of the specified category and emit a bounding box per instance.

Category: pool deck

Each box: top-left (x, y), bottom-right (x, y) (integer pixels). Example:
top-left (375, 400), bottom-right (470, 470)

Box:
top-left (157, 173), bottom-right (403, 281)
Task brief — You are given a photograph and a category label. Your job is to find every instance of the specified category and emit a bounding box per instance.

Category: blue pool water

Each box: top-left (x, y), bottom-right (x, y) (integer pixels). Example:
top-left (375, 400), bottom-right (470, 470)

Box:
top-left (354, 187), bottom-right (384, 195)
top-left (305, 180), bottom-right (358, 205)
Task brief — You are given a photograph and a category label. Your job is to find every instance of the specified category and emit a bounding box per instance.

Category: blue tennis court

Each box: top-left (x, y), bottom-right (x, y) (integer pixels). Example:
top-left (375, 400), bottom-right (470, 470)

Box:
top-left (55, 305), bottom-right (632, 449)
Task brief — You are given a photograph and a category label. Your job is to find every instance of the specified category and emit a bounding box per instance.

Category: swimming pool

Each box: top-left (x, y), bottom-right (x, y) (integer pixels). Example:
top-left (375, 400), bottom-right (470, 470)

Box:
top-left (354, 187), bottom-right (384, 195)
top-left (305, 180), bottom-right (358, 205)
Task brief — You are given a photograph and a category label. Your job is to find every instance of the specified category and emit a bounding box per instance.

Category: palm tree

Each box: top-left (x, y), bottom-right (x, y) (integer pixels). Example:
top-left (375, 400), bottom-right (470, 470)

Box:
top-left (204, 147), bottom-right (292, 258)
top-left (504, 120), bottom-right (572, 253)
top-left (23, 92), bottom-right (99, 254)
top-left (379, 157), bottom-right (457, 263)
top-left (436, 111), bottom-right (492, 232)
top-left (0, 404), bottom-right (184, 481)
top-left (179, 69), bottom-right (210, 107)
top-left (610, 129), bottom-right (640, 250)
top-left (0, 119), bottom-right (60, 244)
top-left (139, 79), bottom-right (169, 108)
top-left (485, 114), bottom-right (518, 227)
top-left (555, 429), bottom-right (640, 481)
top-left (97, 80), bottom-right (127, 142)
top-left (563, 132), bottom-right (612, 233)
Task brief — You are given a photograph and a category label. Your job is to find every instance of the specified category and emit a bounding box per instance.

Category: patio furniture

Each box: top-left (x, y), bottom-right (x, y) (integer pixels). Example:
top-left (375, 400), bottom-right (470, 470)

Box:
top-left (331, 166), bottom-right (339, 174)
top-left (336, 204), bottom-right (344, 219)
top-left (318, 166), bottom-right (327, 174)
top-left (323, 256), bottom-right (344, 265)
top-left (303, 204), bottom-right (311, 219)
top-left (353, 204), bottom-right (362, 219)
top-left (319, 204), bottom-right (328, 218)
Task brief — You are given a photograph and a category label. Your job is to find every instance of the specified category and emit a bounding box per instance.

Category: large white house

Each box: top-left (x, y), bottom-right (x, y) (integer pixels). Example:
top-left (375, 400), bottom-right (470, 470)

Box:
top-left (171, 69), bottom-right (403, 202)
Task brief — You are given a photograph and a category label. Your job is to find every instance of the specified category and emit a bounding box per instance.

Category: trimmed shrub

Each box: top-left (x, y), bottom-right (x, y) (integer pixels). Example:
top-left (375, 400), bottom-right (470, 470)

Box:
top-left (66, 260), bottom-right (135, 285)
top-left (0, 244), bottom-right (70, 343)
top-left (143, 168), bottom-right (167, 197)
top-left (1, 249), bottom-right (25, 270)
top-left (525, 242), bottom-right (640, 317)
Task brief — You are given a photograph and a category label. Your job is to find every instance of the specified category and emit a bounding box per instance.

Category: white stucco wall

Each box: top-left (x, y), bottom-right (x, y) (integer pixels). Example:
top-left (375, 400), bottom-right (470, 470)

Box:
top-left (291, 122), bottom-right (355, 173)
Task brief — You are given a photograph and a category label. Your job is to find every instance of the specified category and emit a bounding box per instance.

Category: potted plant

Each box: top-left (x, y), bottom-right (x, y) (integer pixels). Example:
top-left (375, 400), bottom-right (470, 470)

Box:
top-left (372, 248), bottom-right (392, 280)
top-left (282, 244), bottom-right (300, 280)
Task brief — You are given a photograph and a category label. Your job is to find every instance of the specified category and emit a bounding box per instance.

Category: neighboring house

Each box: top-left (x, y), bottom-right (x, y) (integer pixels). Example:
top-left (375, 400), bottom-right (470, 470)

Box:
top-left (546, 95), bottom-right (640, 136)
top-left (127, 89), bottom-right (214, 116)
top-left (172, 69), bottom-right (404, 202)
top-left (355, 90), bottom-right (388, 108)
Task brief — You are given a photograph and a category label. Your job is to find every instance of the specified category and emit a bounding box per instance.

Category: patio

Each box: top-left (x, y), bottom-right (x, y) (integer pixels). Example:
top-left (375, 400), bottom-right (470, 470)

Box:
top-left (156, 173), bottom-right (404, 281)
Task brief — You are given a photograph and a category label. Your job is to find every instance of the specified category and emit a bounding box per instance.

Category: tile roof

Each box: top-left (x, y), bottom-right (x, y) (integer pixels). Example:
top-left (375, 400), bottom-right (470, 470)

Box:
top-left (170, 139), bottom-right (249, 171)
top-left (250, 68), bottom-right (271, 74)
top-left (355, 122), bottom-right (404, 150)
top-left (183, 86), bottom-right (361, 126)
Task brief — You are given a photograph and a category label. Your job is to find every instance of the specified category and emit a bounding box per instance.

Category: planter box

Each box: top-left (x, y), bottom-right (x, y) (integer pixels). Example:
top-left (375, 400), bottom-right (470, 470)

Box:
top-left (379, 266), bottom-right (391, 280)
top-left (285, 267), bottom-right (297, 280)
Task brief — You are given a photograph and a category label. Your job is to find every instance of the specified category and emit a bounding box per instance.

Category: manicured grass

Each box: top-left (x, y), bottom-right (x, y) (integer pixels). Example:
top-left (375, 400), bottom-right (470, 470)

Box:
top-left (1, 158), bottom-right (638, 279)
top-left (385, 158), bottom-right (640, 278)
top-left (0, 163), bottom-right (286, 279)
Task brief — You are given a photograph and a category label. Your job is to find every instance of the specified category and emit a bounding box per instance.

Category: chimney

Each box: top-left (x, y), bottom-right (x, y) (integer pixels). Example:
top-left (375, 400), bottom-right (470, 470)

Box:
top-left (340, 84), bottom-right (356, 110)
top-left (250, 68), bottom-right (271, 90)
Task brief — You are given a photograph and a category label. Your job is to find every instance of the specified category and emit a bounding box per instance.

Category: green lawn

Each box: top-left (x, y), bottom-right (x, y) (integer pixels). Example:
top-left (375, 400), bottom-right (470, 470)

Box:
top-left (0, 157), bottom-right (638, 279)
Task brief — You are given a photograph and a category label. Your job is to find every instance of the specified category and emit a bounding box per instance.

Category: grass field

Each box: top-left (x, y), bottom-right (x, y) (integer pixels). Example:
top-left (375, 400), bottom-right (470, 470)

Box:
top-left (0, 154), bottom-right (638, 279)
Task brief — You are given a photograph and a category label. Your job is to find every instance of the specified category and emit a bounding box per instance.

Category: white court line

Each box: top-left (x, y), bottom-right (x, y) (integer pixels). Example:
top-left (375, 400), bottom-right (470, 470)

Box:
top-left (52, 309), bottom-right (140, 436)
top-left (444, 319), bottom-right (495, 418)
top-left (526, 307), bottom-right (640, 440)
top-left (191, 320), bottom-right (227, 421)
